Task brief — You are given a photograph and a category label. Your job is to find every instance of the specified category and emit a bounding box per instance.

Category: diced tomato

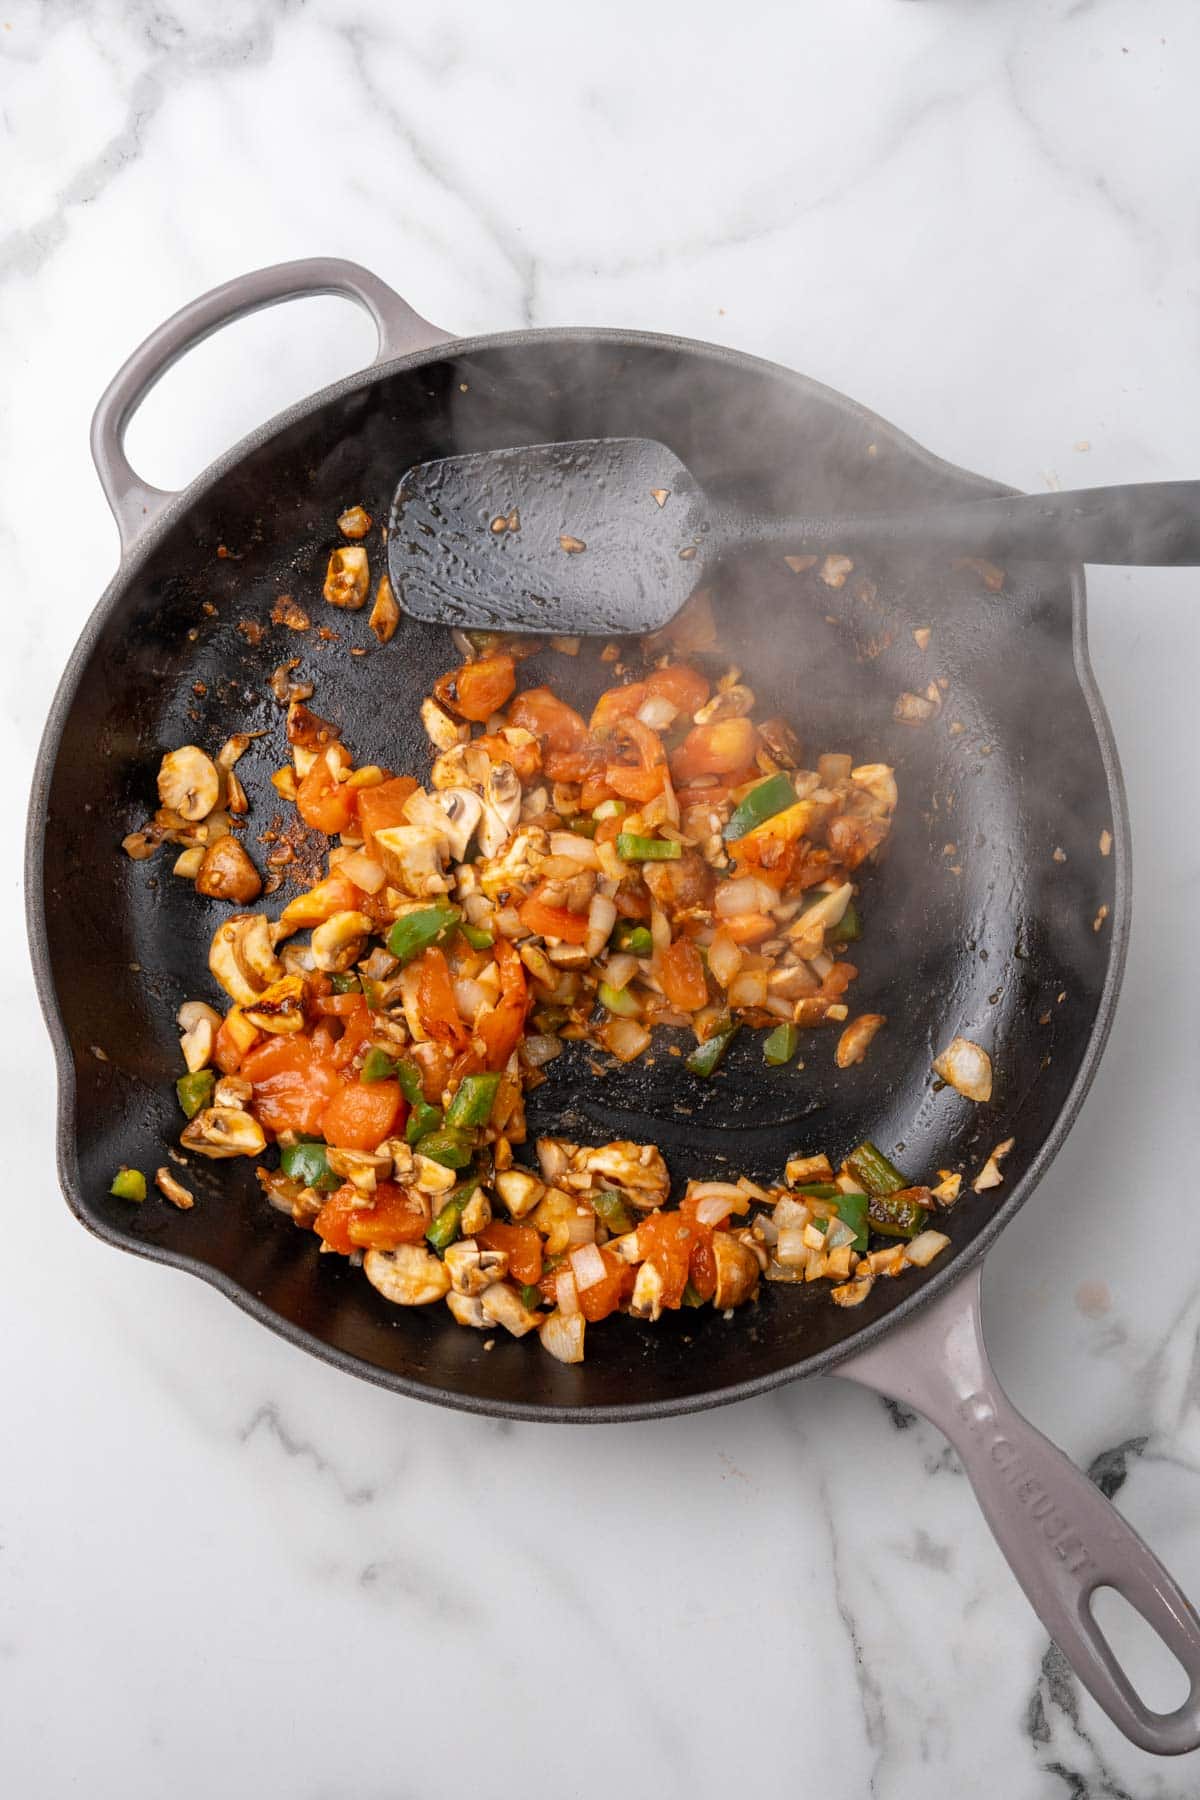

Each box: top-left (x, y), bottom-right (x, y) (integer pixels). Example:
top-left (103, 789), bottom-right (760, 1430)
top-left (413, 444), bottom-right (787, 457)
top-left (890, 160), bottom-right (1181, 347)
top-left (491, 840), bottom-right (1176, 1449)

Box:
top-left (243, 1033), bottom-right (342, 1136)
top-left (678, 1191), bottom-right (718, 1301)
top-left (321, 1079), bottom-right (404, 1151)
top-left (657, 938), bottom-right (709, 1012)
top-left (435, 654), bottom-right (517, 723)
top-left (612, 884), bottom-right (650, 919)
top-left (721, 912), bottom-right (778, 946)
top-left (409, 1038), bottom-right (457, 1104)
top-left (329, 998), bottom-right (376, 1071)
top-left (347, 1181), bottom-right (429, 1251)
top-left (606, 764), bottom-right (665, 802)
top-left (312, 992), bottom-right (365, 1017)
top-left (518, 891), bottom-right (591, 945)
top-left (478, 938), bottom-right (528, 1070)
top-left (473, 733), bottom-right (542, 782)
top-left (574, 1245), bottom-right (629, 1322)
top-left (279, 872), bottom-right (364, 931)
top-left (645, 663), bottom-right (710, 714)
top-left (296, 755), bottom-right (357, 835)
top-left (590, 680), bottom-right (647, 733)
top-left (670, 717), bottom-right (760, 784)
top-left (313, 1182), bottom-right (359, 1255)
top-left (356, 775), bottom-right (418, 856)
top-left (508, 687), bottom-right (590, 757)
top-left (414, 946), bottom-right (470, 1049)
top-left (214, 1011), bottom-right (259, 1074)
top-left (477, 1220), bottom-right (543, 1283)
top-left (636, 1211), bottom-right (694, 1309)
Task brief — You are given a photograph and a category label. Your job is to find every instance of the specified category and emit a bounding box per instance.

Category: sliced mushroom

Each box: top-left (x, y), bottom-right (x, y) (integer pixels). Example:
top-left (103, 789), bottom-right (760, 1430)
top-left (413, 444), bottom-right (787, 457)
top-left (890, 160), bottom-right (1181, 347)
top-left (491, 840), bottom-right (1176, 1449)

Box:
top-left (310, 909), bottom-right (374, 973)
top-left (369, 574), bottom-right (400, 644)
top-left (460, 1188), bottom-right (492, 1236)
top-left (712, 1232), bottom-right (761, 1308)
top-left (850, 763), bottom-right (898, 813)
top-left (323, 544), bottom-right (370, 609)
top-left (479, 1281), bottom-right (541, 1337)
top-left (154, 1166), bottom-right (195, 1209)
top-left (477, 761), bottom-right (522, 856)
top-left (157, 746), bottom-right (220, 822)
top-left (208, 914), bottom-right (282, 1005)
top-left (364, 1244), bottom-right (452, 1305)
top-left (173, 846), bottom-right (205, 880)
top-left (181, 1106), bottom-right (267, 1159)
top-left (494, 1167), bottom-right (545, 1219)
top-left (413, 787), bottom-right (483, 862)
top-left (177, 1000), bottom-right (220, 1073)
top-left (413, 1154), bottom-right (457, 1198)
top-left (195, 834), bottom-right (262, 904)
top-left (243, 974), bottom-right (307, 1035)
top-left (630, 1260), bottom-right (665, 1321)
top-left (372, 825), bottom-right (452, 899)
top-left (578, 1141), bottom-right (669, 1210)
top-left (444, 1239), bottom-right (509, 1296)
top-left (693, 685), bottom-right (755, 725)
top-left (326, 1145), bottom-right (391, 1194)
top-left (446, 1291), bottom-right (488, 1328)
top-left (212, 1075), bottom-right (252, 1108)
top-left (420, 696), bottom-right (469, 754)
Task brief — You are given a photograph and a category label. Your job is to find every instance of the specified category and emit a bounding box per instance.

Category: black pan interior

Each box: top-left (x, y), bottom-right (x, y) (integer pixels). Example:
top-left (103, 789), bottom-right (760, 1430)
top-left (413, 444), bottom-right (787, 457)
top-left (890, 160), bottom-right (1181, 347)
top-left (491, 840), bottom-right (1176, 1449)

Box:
top-left (32, 333), bottom-right (1123, 1417)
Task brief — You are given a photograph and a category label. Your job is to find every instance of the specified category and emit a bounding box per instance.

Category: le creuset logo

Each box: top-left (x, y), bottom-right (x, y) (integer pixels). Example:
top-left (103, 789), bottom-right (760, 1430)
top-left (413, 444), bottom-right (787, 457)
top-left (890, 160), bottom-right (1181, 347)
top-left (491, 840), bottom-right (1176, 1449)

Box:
top-left (958, 1391), bottom-right (1094, 1578)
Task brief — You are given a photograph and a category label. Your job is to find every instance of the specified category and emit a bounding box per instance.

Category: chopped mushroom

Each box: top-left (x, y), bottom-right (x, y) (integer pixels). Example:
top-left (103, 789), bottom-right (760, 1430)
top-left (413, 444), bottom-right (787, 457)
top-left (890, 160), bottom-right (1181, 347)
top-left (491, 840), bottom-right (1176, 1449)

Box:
top-left (177, 1000), bottom-right (220, 1072)
top-left (933, 1036), bottom-right (993, 1103)
top-left (836, 1013), bottom-right (886, 1068)
top-left (337, 505), bottom-right (372, 539)
top-left (181, 1107), bottom-right (267, 1159)
top-left (819, 554), bottom-right (854, 589)
top-left (447, 1291), bottom-right (488, 1328)
top-left (494, 1168), bottom-right (545, 1219)
top-left (973, 1137), bottom-right (1015, 1193)
top-left (420, 696), bottom-right (469, 754)
top-left (157, 746), bottom-right (220, 821)
top-left (364, 1244), bottom-right (451, 1305)
top-left (369, 574), bottom-right (400, 644)
top-left (208, 914), bottom-right (282, 1005)
top-left (195, 834), bottom-right (262, 904)
top-left (712, 1232), bottom-right (760, 1308)
top-left (540, 1309), bottom-right (585, 1363)
top-left (243, 974), bottom-right (307, 1035)
top-left (323, 545), bottom-right (370, 609)
top-left (444, 1239), bottom-right (509, 1296)
top-left (310, 910), bottom-right (374, 973)
top-left (155, 1167), bottom-right (195, 1209)
top-left (479, 1281), bottom-right (541, 1337)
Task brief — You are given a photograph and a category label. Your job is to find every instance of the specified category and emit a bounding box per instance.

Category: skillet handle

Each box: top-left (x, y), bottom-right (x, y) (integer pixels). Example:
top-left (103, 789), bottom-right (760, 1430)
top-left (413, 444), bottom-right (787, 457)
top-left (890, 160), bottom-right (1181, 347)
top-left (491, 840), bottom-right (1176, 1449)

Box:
top-left (90, 257), bottom-right (454, 551)
top-left (834, 1265), bottom-right (1200, 1755)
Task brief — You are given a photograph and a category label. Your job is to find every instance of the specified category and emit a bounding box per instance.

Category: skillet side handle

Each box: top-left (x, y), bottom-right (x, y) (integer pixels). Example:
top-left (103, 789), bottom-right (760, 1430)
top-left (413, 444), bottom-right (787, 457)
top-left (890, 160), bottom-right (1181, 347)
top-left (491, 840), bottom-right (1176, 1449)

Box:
top-left (90, 257), bottom-right (454, 552)
top-left (834, 1266), bottom-right (1200, 1755)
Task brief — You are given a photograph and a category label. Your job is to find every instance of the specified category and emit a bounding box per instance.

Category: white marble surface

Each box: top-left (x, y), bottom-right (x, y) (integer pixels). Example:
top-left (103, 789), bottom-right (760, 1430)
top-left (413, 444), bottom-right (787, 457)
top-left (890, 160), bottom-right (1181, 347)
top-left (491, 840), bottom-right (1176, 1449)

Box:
top-left (5, 1), bottom-right (1200, 1794)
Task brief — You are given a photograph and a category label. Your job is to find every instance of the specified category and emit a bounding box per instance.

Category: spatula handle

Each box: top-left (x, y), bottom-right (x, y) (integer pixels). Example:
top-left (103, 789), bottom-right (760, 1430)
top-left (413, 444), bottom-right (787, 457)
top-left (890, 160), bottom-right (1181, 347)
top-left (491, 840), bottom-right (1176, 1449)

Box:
top-left (740, 480), bottom-right (1200, 567)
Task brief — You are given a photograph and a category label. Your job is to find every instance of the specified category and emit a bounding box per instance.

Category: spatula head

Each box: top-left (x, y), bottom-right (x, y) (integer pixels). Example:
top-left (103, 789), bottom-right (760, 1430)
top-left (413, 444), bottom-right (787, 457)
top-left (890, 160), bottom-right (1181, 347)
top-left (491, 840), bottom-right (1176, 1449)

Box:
top-left (387, 437), bottom-right (709, 636)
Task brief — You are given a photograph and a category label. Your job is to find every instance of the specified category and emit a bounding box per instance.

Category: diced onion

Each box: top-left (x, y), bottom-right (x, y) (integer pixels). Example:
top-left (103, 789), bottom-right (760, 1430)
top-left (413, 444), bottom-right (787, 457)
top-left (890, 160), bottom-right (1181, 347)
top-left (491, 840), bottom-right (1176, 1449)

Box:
top-left (728, 969), bottom-right (768, 1009)
top-left (599, 1017), bottom-right (651, 1062)
top-left (453, 978), bottom-right (489, 1021)
top-left (540, 1308), bottom-right (585, 1363)
top-left (776, 1227), bottom-right (809, 1267)
top-left (570, 1244), bottom-right (607, 1291)
top-left (603, 952), bottom-right (639, 991)
top-left (905, 1229), bottom-right (951, 1267)
top-left (585, 891), bottom-right (617, 957)
top-left (555, 1270), bottom-right (579, 1314)
top-left (715, 876), bottom-right (777, 917)
top-left (522, 1034), bottom-right (563, 1067)
top-left (338, 850), bottom-right (386, 893)
top-left (824, 1217), bottom-right (856, 1251)
top-left (494, 906), bottom-right (523, 938)
top-left (637, 695), bottom-right (678, 730)
top-left (649, 905), bottom-right (671, 955)
top-left (708, 927), bottom-right (743, 988)
top-left (933, 1036), bottom-right (993, 1103)
top-left (565, 1210), bottom-right (597, 1246)
top-left (696, 1194), bottom-right (738, 1227)
top-left (774, 1197), bottom-right (811, 1230)
top-left (755, 1212), bottom-right (780, 1246)
top-left (550, 831), bottom-right (601, 867)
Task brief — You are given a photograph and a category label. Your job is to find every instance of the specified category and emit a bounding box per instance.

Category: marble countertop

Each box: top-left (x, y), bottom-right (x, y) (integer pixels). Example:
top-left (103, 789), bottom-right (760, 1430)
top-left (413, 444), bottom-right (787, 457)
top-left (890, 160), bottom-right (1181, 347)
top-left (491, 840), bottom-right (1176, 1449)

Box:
top-left (6, 1), bottom-right (1200, 1793)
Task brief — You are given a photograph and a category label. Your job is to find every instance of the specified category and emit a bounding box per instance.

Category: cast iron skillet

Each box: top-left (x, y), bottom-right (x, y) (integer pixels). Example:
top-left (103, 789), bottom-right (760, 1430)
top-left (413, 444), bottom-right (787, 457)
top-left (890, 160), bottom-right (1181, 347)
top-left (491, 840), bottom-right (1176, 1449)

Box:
top-left (26, 259), bottom-right (1200, 1753)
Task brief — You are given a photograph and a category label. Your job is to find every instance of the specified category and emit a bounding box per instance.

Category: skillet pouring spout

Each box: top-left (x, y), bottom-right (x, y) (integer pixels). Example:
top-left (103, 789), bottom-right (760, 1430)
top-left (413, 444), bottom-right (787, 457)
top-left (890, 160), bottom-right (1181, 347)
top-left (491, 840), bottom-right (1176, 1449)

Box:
top-left (838, 1267), bottom-right (1200, 1755)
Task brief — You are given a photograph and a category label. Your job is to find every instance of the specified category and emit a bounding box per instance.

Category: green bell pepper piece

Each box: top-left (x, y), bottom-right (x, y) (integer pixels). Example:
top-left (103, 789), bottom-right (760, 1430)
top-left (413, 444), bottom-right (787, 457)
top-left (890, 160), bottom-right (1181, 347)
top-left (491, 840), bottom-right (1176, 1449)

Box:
top-left (425, 1177), bottom-right (480, 1253)
top-left (612, 920), bottom-right (653, 955)
top-left (831, 1189), bottom-right (870, 1253)
top-left (386, 904), bottom-right (461, 965)
top-left (828, 899), bottom-right (861, 944)
top-left (763, 1023), bottom-right (799, 1066)
top-left (445, 1072), bottom-right (502, 1129)
top-left (519, 1283), bottom-right (543, 1311)
top-left (394, 1059), bottom-right (425, 1105)
top-left (176, 1069), bottom-right (215, 1119)
top-left (414, 1128), bottom-right (473, 1169)
top-left (598, 980), bottom-right (641, 1017)
top-left (686, 1021), bottom-right (739, 1077)
top-left (682, 1280), bottom-right (707, 1307)
top-left (360, 1047), bottom-right (398, 1083)
top-left (279, 1140), bottom-right (340, 1192)
top-left (868, 1190), bottom-right (929, 1240)
top-left (616, 832), bottom-right (681, 861)
top-left (329, 971), bottom-right (361, 993)
top-left (405, 1100), bottom-right (443, 1143)
top-left (846, 1140), bottom-right (908, 1197)
top-left (592, 1189), bottom-right (635, 1235)
top-left (794, 1183), bottom-right (841, 1200)
top-left (110, 1167), bottom-right (146, 1202)
top-left (569, 817), bottom-right (598, 839)
top-left (458, 921), bottom-right (495, 950)
top-left (723, 772), bottom-right (797, 842)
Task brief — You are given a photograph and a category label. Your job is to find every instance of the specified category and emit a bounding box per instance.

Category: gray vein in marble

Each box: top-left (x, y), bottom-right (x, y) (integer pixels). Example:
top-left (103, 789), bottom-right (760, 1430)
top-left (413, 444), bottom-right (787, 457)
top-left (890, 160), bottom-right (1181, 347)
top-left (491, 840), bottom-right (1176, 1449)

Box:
top-left (820, 1469), bottom-right (888, 1793)
top-left (0, 2), bottom-right (281, 285)
top-left (239, 1401), bottom-right (377, 1506)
